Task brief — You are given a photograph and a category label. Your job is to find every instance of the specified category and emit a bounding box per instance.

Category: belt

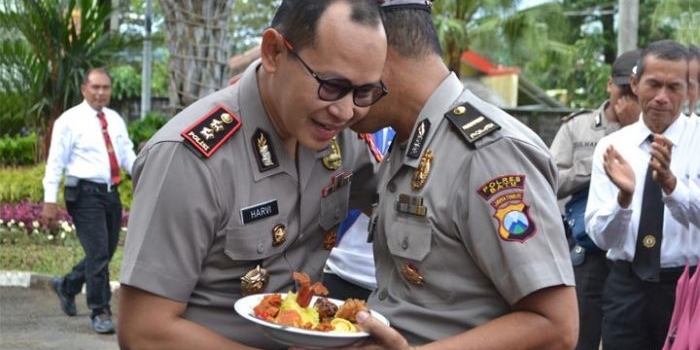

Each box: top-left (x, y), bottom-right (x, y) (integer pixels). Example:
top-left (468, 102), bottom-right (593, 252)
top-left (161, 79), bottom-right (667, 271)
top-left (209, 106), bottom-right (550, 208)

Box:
top-left (78, 179), bottom-right (119, 193)
top-left (612, 260), bottom-right (696, 283)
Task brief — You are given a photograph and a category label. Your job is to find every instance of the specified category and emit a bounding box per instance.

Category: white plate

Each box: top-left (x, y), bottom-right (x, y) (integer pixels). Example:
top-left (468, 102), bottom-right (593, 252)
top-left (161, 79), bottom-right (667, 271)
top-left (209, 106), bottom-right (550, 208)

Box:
top-left (234, 293), bottom-right (389, 349)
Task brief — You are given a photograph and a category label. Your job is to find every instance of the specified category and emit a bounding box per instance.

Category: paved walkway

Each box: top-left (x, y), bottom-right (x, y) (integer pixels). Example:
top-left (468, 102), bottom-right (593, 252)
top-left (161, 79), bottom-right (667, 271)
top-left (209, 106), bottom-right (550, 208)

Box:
top-left (0, 271), bottom-right (119, 350)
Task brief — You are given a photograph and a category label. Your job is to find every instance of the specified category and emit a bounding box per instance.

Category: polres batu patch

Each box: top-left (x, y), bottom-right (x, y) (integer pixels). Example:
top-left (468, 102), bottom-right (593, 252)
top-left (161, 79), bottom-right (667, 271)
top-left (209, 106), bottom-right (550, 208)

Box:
top-left (478, 175), bottom-right (535, 243)
top-left (181, 106), bottom-right (242, 158)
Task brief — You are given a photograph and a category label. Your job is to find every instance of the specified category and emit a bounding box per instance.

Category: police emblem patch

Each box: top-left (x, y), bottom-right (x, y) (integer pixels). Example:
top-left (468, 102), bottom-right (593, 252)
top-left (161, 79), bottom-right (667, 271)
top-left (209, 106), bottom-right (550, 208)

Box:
top-left (493, 201), bottom-right (535, 242)
top-left (181, 106), bottom-right (242, 158)
top-left (407, 119), bottom-right (430, 159)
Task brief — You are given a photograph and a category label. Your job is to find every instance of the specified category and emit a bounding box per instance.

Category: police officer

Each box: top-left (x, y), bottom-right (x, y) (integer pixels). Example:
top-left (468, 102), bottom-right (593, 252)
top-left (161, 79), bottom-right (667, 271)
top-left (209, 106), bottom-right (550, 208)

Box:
top-left (117, 1), bottom-right (387, 349)
top-left (313, 1), bottom-right (577, 349)
top-left (549, 49), bottom-right (641, 350)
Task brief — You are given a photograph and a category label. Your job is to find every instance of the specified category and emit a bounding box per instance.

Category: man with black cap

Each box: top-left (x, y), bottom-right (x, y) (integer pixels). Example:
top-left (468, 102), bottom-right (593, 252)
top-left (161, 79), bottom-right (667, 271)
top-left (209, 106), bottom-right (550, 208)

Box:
top-left (295, 0), bottom-right (577, 349)
top-left (549, 48), bottom-right (641, 350)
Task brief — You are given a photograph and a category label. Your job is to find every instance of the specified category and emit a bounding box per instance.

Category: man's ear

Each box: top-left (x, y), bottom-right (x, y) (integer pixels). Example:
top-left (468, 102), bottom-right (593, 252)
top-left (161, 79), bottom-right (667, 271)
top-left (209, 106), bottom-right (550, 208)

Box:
top-left (260, 28), bottom-right (285, 74)
top-left (630, 74), bottom-right (639, 95)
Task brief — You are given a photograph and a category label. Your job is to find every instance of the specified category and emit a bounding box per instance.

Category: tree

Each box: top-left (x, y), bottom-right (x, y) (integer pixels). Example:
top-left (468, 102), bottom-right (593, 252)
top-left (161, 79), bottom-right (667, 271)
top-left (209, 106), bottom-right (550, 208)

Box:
top-left (159, 0), bottom-right (236, 113)
top-left (0, 0), bottom-right (131, 160)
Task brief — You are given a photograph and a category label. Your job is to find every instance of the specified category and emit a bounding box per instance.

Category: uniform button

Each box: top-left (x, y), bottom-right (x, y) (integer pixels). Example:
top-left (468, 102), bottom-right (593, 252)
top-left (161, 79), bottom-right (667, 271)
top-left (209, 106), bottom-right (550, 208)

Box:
top-left (388, 182), bottom-right (396, 192)
top-left (401, 238), bottom-right (409, 250)
top-left (257, 242), bottom-right (264, 254)
top-left (378, 290), bottom-right (387, 300)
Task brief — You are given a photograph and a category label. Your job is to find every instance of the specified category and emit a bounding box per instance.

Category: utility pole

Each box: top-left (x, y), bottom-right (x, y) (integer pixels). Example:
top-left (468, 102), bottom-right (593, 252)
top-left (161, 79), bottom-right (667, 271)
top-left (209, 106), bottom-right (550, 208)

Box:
top-left (617, 0), bottom-right (639, 54)
top-left (140, 0), bottom-right (153, 119)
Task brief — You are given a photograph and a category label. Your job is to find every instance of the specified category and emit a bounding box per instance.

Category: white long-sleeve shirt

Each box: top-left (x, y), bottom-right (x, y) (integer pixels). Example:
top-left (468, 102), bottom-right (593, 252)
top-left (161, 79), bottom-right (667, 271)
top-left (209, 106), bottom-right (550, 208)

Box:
top-left (43, 100), bottom-right (137, 203)
top-left (585, 115), bottom-right (696, 267)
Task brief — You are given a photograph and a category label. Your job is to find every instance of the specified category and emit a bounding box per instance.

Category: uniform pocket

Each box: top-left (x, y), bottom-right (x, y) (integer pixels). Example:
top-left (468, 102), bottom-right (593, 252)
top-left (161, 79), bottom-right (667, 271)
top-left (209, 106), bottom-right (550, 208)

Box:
top-left (319, 183), bottom-right (349, 230)
top-left (386, 217), bottom-right (431, 261)
top-left (224, 222), bottom-right (289, 261)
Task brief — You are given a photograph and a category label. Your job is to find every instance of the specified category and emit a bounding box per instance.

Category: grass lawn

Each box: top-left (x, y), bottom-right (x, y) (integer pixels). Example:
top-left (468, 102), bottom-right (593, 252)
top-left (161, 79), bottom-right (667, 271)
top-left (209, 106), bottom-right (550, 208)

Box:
top-left (0, 228), bottom-right (124, 279)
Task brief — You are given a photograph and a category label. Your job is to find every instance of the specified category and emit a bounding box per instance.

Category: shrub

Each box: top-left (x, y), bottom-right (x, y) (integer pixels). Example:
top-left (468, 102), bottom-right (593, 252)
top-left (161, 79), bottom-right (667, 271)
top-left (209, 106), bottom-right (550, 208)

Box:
top-left (128, 111), bottom-right (167, 150)
top-left (0, 132), bottom-right (37, 166)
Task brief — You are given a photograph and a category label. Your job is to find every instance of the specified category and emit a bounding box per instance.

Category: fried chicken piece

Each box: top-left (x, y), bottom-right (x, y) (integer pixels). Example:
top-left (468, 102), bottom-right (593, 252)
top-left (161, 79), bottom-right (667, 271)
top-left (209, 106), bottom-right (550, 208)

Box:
top-left (314, 297), bottom-right (339, 321)
top-left (334, 298), bottom-right (368, 323)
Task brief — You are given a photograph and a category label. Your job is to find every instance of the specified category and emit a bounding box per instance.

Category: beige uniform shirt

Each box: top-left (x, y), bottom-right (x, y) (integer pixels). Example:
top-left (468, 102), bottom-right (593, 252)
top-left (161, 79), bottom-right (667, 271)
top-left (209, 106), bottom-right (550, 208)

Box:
top-left (367, 73), bottom-right (574, 345)
top-left (120, 62), bottom-right (377, 349)
top-left (549, 102), bottom-right (620, 198)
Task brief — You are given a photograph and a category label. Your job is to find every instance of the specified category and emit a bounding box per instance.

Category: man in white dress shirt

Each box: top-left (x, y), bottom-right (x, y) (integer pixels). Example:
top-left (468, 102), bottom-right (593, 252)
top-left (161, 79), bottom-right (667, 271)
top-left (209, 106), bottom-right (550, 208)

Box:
top-left (586, 40), bottom-right (696, 350)
top-left (42, 68), bottom-right (137, 334)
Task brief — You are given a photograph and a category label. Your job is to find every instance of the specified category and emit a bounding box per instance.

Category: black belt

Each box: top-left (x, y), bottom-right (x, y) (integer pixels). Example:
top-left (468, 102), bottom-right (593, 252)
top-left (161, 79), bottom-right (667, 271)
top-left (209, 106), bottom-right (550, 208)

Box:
top-left (78, 179), bottom-right (119, 193)
top-left (612, 260), bottom-right (696, 283)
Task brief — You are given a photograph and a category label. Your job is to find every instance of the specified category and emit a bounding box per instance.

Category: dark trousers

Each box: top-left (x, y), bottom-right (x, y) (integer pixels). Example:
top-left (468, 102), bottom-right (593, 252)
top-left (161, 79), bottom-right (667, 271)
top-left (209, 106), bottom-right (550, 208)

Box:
top-left (62, 180), bottom-right (122, 316)
top-left (323, 272), bottom-right (372, 301)
top-left (601, 261), bottom-right (682, 350)
top-left (574, 253), bottom-right (611, 350)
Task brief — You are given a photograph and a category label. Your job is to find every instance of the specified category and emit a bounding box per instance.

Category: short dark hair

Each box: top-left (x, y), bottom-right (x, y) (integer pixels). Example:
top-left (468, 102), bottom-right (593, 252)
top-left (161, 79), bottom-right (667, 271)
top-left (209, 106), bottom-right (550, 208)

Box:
top-left (379, 5), bottom-right (441, 58)
top-left (635, 40), bottom-right (688, 81)
top-left (83, 68), bottom-right (111, 85)
top-left (271, 0), bottom-right (382, 50)
top-left (618, 84), bottom-right (636, 99)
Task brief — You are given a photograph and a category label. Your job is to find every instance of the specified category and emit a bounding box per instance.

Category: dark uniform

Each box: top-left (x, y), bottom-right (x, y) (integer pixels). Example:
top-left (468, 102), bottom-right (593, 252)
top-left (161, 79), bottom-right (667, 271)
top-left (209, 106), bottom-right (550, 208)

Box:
top-left (120, 61), bottom-right (378, 349)
top-left (549, 102), bottom-right (621, 350)
top-left (367, 73), bottom-right (574, 344)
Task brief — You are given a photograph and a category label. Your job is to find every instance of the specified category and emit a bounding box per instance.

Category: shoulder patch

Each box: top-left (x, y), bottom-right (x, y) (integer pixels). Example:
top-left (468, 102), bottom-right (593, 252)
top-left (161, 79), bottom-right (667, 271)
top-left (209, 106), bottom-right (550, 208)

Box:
top-left (445, 103), bottom-right (501, 147)
top-left (181, 106), bottom-right (242, 158)
top-left (561, 109), bottom-right (590, 122)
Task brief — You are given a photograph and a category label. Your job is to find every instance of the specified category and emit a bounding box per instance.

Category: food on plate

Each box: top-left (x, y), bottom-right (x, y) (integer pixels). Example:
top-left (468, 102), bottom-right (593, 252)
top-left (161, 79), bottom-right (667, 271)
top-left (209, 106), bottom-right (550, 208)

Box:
top-left (252, 271), bottom-right (369, 333)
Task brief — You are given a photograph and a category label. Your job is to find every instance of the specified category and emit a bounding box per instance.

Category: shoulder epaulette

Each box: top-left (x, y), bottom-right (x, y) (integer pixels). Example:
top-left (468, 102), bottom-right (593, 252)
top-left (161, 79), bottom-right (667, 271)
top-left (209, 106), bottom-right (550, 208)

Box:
top-left (560, 109), bottom-right (590, 123)
top-left (445, 102), bottom-right (501, 148)
top-left (180, 106), bottom-right (242, 158)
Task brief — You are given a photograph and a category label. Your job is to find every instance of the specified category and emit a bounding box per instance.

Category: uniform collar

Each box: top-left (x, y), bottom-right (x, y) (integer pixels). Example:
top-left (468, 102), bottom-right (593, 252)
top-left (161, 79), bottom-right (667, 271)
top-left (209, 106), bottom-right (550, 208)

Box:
top-left (634, 113), bottom-right (687, 148)
top-left (401, 72), bottom-right (463, 168)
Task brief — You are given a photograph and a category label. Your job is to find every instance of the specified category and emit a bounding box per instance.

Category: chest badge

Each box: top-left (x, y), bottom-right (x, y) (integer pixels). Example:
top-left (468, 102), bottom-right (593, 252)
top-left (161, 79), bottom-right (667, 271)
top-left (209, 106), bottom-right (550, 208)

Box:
top-left (241, 265), bottom-right (269, 296)
top-left (271, 224), bottom-right (286, 247)
top-left (322, 137), bottom-right (343, 170)
top-left (401, 264), bottom-right (425, 285)
top-left (412, 149), bottom-right (433, 190)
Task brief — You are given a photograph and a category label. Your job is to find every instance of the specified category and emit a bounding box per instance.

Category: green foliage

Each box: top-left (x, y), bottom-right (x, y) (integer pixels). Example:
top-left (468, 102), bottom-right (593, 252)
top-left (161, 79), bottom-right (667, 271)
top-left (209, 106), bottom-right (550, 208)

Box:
top-left (127, 111), bottom-right (167, 150)
top-left (111, 65), bottom-right (142, 101)
top-left (0, 165), bottom-right (133, 210)
top-left (0, 165), bottom-right (47, 204)
top-left (0, 133), bottom-right (37, 166)
top-left (0, 0), bottom-right (135, 159)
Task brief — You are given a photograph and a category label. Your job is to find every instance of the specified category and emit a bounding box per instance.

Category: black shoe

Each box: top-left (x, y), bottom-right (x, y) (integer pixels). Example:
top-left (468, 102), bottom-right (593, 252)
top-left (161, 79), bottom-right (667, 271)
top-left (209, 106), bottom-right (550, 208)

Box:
top-left (51, 277), bottom-right (76, 316)
top-left (91, 310), bottom-right (116, 334)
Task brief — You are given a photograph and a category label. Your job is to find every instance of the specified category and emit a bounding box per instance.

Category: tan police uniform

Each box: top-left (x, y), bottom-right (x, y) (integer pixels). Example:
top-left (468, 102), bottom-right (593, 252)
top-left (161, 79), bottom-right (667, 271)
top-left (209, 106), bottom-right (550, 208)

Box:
top-left (550, 101), bottom-right (620, 199)
top-left (367, 73), bottom-right (575, 345)
top-left (120, 61), bottom-right (378, 349)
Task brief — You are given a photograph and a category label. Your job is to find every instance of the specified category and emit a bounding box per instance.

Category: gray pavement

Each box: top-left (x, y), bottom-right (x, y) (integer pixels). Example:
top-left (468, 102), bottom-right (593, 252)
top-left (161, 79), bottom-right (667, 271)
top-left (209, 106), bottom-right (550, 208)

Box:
top-left (0, 273), bottom-right (119, 350)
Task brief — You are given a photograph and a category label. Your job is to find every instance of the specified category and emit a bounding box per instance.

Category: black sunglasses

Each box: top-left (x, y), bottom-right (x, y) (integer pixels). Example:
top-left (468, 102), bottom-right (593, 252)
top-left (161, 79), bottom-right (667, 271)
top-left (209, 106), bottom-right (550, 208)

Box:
top-left (283, 38), bottom-right (388, 107)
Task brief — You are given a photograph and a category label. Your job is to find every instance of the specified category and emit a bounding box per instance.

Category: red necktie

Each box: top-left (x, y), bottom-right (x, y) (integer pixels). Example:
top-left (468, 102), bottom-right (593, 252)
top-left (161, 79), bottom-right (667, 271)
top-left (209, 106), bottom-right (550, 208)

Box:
top-left (97, 111), bottom-right (120, 185)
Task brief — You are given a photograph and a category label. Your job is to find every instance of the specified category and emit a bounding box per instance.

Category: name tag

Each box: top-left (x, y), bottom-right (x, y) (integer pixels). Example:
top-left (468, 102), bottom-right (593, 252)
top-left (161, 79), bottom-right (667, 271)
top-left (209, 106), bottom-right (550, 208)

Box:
top-left (240, 199), bottom-right (279, 224)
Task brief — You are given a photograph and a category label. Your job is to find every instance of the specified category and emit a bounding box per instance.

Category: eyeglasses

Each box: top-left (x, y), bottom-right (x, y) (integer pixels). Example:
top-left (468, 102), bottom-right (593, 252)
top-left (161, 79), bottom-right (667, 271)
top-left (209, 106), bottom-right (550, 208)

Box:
top-left (283, 38), bottom-right (388, 107)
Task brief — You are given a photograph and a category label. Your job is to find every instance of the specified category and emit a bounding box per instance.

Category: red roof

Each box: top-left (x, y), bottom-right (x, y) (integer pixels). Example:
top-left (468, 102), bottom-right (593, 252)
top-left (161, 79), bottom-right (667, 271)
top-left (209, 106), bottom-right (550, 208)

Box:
top-left (460, 50), bottom-right (520, 76)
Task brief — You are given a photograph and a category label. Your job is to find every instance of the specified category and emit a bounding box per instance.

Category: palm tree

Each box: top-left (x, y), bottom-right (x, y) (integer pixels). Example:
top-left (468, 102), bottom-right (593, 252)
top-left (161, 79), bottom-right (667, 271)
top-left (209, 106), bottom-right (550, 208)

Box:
top-left (159, 0), bottom-right (236, 113)
top-left (0, 0), bottom-right (129, 160)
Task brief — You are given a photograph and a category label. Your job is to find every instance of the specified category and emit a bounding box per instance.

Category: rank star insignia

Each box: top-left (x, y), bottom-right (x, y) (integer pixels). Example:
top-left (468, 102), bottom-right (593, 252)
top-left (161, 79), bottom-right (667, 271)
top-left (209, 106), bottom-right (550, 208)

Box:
top-left (412, 149), bottom-right (433, 189)
top-left (181, 106), bottom-right (242, 158)
top-left (493, 200), bottom-right (535, 242)
top-left (240, 265), bottom-right (269, 296)
top-left (322, 137), bottom-right (342, 170)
